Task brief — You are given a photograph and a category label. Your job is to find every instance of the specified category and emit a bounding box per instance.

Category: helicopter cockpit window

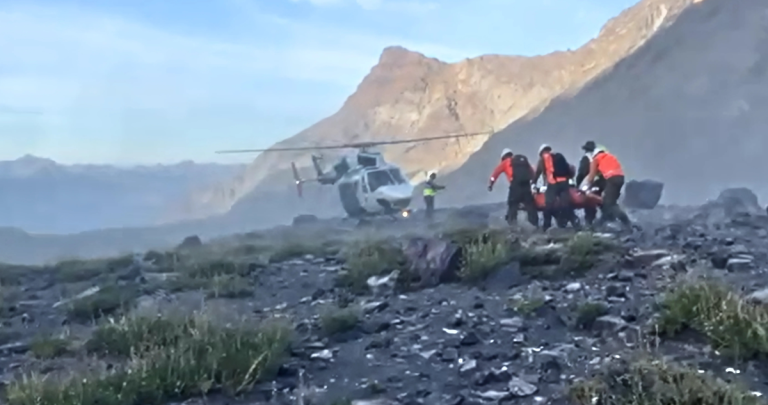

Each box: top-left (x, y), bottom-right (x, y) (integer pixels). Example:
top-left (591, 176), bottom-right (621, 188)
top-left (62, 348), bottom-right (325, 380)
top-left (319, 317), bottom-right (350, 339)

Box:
top-left (387, 169), bottom-right (406, 184)
top-left (366, 170), bottom-right (395, 192)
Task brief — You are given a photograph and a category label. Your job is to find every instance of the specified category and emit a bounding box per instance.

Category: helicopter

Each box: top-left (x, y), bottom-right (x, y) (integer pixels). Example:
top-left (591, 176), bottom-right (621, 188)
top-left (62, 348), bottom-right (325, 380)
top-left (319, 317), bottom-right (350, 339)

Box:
top-left (215, 131), bottom-right (492, 220)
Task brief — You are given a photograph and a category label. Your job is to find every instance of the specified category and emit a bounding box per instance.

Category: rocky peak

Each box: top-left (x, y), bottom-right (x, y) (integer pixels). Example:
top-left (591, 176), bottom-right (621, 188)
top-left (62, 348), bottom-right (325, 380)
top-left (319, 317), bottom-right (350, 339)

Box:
top-left (173, 0), bottom-right (701, 226)
top-left (345, 46), bottom-right (446, 112)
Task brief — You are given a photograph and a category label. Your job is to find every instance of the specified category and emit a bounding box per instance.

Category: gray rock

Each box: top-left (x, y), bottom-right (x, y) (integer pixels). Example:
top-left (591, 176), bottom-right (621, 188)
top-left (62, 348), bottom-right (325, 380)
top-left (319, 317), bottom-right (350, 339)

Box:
top-left (747, 288), bottom-right (768, 304)
top-left (352, 400), bottom-right (399, 405)
top-left (630, 249), bottom-right (673, 267)
top-left (508, 377), bottom-right (538, 397)
top-left (593, 315), bottom-right (629, 332)
top-left (726, 257), bottom-right (753, 272)
top-left (565, 282), bottom-right (583, 292)
top-left (623, 179), bottom-right (664, 209)
top-left (310, 349), bottom-right (333, 360)
top-left (473, 390), bottom-right (509, 401)
top-left (441, 348), bottom-right (459, 362)
top-left (460, 359), bottom-right (478, 373)
top-left (403, 237), bottom-right (461, 288)
top-left (292, 214), bottom-right (319, 226)
top-left (499, 317), bottom-right (524, 329)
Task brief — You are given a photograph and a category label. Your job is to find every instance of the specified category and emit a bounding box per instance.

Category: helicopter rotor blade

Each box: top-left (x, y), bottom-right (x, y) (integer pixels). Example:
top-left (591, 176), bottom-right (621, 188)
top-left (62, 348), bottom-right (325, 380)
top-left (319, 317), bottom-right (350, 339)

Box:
top-left (214, 129), bottom-right (495, 154)
top-left (291, 162), bottom-right (303, 198)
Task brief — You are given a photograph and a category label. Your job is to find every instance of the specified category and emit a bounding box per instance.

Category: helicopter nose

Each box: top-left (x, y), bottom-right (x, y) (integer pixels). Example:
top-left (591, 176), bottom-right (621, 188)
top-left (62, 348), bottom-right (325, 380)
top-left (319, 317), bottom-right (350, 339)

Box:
top-left (378, 184), bottom-right (412, 199)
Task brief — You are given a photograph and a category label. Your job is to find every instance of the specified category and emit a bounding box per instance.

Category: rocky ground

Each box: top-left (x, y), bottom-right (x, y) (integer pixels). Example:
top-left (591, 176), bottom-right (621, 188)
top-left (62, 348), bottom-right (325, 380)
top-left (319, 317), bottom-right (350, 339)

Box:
top-left (0, 188), bottom-right (768, 405)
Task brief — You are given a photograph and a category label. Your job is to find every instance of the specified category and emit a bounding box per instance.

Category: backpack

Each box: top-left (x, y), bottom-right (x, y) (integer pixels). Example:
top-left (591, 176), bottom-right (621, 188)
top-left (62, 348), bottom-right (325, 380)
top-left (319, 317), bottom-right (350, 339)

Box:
top-left (551, 152), bottom-right (572, 178)
top-left (510, 154), bottom-right (532, 183)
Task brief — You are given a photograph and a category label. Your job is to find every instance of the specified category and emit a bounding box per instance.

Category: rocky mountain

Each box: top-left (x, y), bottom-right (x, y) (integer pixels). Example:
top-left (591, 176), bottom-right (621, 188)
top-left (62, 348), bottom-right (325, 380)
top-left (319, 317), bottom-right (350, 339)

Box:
top-left (444, 0), bottom-right (768, 206)
top-left (0, 155), bottom-right (243, 233)
top-left (177, 0), bottom-right (695, 226)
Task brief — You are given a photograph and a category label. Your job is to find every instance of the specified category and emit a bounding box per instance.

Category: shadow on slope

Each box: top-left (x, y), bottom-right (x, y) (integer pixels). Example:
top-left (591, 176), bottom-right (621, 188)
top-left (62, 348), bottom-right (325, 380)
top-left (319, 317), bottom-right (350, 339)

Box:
top-left (443, 0), bottom-right (768, 206)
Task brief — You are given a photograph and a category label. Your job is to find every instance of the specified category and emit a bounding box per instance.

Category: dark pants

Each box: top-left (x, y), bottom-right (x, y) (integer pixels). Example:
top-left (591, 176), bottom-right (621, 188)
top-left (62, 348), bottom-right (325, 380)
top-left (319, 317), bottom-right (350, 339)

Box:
top-left (424, 195), bottom-right (435, 220)
top-left (597, 175), bottom-right (631, 226)
top-left (543, 181), bottom-right (578, 230)
top-left (506, 183), bottom-right (538, 227)
top-left (584, 205), bottom-right (599, 225)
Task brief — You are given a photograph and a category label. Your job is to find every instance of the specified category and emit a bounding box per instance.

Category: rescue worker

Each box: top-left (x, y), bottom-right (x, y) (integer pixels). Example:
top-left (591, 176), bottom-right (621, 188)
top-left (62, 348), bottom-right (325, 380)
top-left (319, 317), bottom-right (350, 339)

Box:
top-left (534, 144), bottom-right (580, 231)
top-left (423, 170), bottom-right (445, 221)
top-left (488, 148), bottom-right (538, 228)
top-left (580, 141), bottom-right (632, 228)
top-left (576, 149), bottom-right (606, 226)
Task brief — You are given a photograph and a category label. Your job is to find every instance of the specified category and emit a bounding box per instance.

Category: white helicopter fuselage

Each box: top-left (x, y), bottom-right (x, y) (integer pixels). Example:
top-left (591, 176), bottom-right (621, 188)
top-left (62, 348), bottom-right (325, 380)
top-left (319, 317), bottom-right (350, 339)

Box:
top-left (334, 161), bottom-right (415, 218)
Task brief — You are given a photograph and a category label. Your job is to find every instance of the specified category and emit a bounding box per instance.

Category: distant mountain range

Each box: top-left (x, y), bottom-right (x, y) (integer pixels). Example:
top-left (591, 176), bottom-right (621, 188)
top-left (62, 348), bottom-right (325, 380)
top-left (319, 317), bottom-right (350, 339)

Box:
top-left (0, 155), bottom-right (244, 234)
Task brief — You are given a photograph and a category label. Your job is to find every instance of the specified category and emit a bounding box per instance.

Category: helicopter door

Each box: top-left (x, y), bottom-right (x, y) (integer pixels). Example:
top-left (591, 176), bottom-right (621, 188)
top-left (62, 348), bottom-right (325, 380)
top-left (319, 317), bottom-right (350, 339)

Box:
top-left (359, 174), bottom-right (371, 208)
top-left (338, 180), bottom-right (364, 216)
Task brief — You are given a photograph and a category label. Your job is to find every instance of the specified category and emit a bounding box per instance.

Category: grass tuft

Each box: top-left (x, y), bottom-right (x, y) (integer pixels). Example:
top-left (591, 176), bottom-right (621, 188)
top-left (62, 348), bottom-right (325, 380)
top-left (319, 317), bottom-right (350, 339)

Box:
top-left (336, 240), bottom-right (405, 294)
top-left (269, 240), bottom-right (337, 263)
top-left (8, 313), bottom-right (292, 405)
top-left (459, 238), bottom-right (512, 283)
top-left (657, 280), bottom-right (768, 359)
top-left (29, 335), bottom-right (71, 359)
top-left (574, 301), bottom-right (610, 329)
top-left (568, 357), bottom-right (761, 405)
top-left (54, 255), bottom-right (135, 284)
top-left (559, 232), bottom-right (618, 273)
top-left (206, 274), bottom-right (254, 299)
top-left (318, 305), bottom-right (361, 336)
top-left (508, 295), bottom-right (546, 316)
top-left (66, 285), bottom-right (141, 322)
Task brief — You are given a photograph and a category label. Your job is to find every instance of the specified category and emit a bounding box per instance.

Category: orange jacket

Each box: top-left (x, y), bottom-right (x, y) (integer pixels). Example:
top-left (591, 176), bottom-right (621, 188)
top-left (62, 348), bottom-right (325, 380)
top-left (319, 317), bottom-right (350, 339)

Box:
top-left (587, 151), bottom-right (624, 184)
top-left (489, 157), bottom-right (535, 186)
top-left (536, 152), bottom-right (569, 184)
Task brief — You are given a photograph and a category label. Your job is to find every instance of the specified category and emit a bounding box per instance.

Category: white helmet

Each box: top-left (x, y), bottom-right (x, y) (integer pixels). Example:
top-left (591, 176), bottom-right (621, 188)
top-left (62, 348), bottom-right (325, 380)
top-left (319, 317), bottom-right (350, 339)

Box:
top-left (500, 148), bottom-right (512, 159)
top-left (538, 144), bottom-right (551, 154)
top-left (587, 145), bottom-right (606, 160)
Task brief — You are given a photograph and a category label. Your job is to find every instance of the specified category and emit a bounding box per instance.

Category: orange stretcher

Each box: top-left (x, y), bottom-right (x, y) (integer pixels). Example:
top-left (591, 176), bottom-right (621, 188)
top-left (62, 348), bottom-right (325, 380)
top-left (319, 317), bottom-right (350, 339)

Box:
top-left (531, 188), bottom-right (602, 211)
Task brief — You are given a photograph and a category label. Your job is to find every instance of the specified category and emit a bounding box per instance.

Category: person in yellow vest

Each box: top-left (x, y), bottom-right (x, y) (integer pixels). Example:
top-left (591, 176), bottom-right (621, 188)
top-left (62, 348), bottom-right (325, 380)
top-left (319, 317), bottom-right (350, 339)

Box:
top-left (423, 170), bottom-right (445, 221)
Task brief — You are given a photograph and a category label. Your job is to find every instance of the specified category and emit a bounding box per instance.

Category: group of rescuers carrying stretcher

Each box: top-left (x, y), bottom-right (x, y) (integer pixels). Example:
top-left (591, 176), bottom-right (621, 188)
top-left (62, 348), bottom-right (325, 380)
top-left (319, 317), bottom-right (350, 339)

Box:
top-left (422, 140), bottom-right (632, 231)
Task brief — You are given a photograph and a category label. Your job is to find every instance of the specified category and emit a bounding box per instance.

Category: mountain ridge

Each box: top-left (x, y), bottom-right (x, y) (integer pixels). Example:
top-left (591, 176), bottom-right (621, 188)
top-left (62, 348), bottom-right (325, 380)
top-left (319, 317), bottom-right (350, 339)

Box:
top-left (175, 0), bottom-right (696, 226)
top-left (0, 155), bottom-right (244, 233)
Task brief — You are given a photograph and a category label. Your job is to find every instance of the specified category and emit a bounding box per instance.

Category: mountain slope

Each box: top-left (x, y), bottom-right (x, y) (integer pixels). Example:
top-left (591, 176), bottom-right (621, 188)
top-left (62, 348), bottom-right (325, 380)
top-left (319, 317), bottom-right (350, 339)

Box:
top-left (443, 0), bottom-right (766, 206)
top-left (178, 0), bottom-right (694, 226)
top-left (0, 155), bottom-right (243, 233)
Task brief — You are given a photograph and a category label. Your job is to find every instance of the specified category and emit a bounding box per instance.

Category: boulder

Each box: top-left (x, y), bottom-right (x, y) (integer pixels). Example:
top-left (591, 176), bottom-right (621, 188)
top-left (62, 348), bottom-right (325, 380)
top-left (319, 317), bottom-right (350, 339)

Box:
top-left (692, 187), bottom-right (763, 226)
top-left (292, 214), bottom-right (319, 226)
top-left (713, 187), bottom-right (762, 216)
top-left (402, 237), bottom-right (461, 288)
top-left (623, 180), bottom-right (664, 209)
top-left (176, 235), bottom-right (202, 250)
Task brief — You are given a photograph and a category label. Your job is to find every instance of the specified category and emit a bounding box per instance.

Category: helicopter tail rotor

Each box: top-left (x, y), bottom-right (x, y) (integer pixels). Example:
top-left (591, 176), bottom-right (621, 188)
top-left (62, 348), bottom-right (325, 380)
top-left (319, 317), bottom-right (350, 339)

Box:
top-left (291, 162), bottom-right (304, 198)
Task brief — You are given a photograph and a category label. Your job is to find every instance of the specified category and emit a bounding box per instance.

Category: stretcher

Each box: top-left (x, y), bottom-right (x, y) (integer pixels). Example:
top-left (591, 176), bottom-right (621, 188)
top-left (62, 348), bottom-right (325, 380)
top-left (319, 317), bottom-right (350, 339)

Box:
top-left (530, 187), bottom-right (602, 211)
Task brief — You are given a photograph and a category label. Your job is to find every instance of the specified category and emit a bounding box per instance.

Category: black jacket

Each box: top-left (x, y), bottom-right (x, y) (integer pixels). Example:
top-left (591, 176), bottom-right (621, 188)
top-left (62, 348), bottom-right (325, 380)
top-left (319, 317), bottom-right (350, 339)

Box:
top-left (576, 155), bottom-right (605, 190)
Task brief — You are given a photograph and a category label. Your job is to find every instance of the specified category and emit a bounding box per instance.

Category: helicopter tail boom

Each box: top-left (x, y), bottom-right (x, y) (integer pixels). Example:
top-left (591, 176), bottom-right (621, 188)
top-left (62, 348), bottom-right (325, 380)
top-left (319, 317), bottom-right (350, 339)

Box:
top-left (311, 155), bottom-right (325, 178)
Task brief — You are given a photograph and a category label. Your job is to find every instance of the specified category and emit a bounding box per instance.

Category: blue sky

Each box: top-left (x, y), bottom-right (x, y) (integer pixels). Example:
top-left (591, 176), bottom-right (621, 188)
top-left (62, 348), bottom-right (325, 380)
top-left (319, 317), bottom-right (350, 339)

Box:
top-left (0, 0), bottom-right (638, 165)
